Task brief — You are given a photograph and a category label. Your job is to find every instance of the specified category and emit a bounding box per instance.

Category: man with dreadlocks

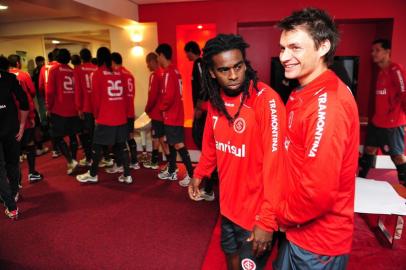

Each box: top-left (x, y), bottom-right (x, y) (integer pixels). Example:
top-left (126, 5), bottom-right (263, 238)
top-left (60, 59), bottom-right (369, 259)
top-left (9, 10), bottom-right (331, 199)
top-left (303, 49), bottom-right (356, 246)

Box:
top-left (273, 8), bottom-right (359, 270)
top-left (189, 34), bottom-right (286, 270)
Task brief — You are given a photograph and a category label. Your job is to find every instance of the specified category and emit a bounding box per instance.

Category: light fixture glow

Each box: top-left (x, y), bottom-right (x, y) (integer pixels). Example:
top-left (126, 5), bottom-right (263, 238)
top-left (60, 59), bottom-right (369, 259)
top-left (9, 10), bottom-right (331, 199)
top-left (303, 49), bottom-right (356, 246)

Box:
top-left (130, 32), bottom-right (143, 43)
top-left (0, 5), bottom-right (8, 10)
top-left (131, 45), bottom-right (144, 56)
top-left (52, 40), bottom-right (60, 44)
top-left (197, 25), bottom-right (203, 29)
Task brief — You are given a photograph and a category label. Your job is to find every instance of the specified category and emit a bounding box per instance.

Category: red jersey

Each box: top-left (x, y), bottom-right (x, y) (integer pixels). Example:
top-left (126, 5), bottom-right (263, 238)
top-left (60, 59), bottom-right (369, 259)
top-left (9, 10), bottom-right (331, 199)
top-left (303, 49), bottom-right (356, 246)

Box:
top-left (116, 66), bottom-right (136, 118)
top-left (91, 65), bottom-right (128, 126)
top-left (74, 62), bottom-right (97, 114)
top-left (9, 68), bottom-right (35, 129)
top-left (278, 70), bottom-right (359, 256)
top-left (145, 68), bottom-right (163, 121)
top-left (160, 64), bottom-right (184, 126)
top-left (46, 63), bottom-right (77, 117)
top-left (372, 62), bottom-right (406, 128)
top-left (38, 61), bottom-right (58, 96)
top-left (194, 82), bottom-right (286, 232)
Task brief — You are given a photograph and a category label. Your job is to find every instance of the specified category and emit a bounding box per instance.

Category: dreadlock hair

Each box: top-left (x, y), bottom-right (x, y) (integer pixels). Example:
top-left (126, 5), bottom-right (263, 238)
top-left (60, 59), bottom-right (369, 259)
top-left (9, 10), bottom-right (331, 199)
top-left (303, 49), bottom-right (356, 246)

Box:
top-left (97, 47), bottom-right (112, 71)
top-left (202, 34), bottom-right (259, 124)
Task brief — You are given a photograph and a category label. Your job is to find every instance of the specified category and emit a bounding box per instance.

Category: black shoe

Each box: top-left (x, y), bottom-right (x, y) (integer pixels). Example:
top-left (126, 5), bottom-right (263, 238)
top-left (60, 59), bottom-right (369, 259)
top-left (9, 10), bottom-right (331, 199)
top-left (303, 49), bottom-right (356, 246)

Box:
top-left (28, 171), bottom-right (43, 182)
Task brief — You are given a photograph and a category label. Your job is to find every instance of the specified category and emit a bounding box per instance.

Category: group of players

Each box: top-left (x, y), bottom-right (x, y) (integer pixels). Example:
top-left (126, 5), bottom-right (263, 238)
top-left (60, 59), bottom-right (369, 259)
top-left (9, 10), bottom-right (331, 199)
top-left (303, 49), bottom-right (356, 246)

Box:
top-left (1, 6), bottom-right (406, 270)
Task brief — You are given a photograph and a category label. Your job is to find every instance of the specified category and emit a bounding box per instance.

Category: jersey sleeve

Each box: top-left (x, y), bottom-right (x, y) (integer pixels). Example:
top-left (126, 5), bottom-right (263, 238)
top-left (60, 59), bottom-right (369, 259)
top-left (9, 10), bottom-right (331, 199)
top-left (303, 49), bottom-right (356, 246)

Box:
top-left (91, 71), bottom-right (101, 119)
top-left (254, 90), bottom-right (286, 232)
top-left (160, 71), bottom-right (177, 112)
top-left (23, 73), bottom-right (36, 97)
top-left (193, 107), bottom-right (217, 180)
top-left (391, 65), bottom-right (406, 113)
top-left (45, 67), bottom-right (56, 111)
top-left (278, 92), bottom-right (344, 226)
top-left (145, 73), bottom-right (160, 114)
top-left (11, 75), bottom-right (29, 111)
top-left (38, 65), bottom-right (46, 96)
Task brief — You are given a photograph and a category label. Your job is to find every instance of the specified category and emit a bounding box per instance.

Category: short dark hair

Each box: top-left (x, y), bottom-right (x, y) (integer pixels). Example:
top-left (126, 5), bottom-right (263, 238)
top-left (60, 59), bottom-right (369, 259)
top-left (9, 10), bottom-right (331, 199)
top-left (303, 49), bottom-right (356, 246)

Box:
top-left (111, 52), bottom-right (123, 65)
top-left (184, 41), bottom-right (201, 56)
top-left (51, 48), bottom-right (60, 62)
top-left (373, 38), bottom-right (391, 50)
top-left (57, 48), bottom-right (71, 64)
top-left (97, 47), bottom-right (112, 68)
top-left (146, 52), bottom-right (158, 62)
top-left (71, 54), bottom-right (81, 66)
top-left (0, 56), bottom-right (9, 71)
top-left (277, 7), bottom-right (339, 65)
top-left (80, 48), bottom-right (92, 62)
top-left (155, 43), bottom-right (172, 60)
top-left (8, 54), bottom-right (20, 68)
top-left (35, 56), bottom-right (45, 63)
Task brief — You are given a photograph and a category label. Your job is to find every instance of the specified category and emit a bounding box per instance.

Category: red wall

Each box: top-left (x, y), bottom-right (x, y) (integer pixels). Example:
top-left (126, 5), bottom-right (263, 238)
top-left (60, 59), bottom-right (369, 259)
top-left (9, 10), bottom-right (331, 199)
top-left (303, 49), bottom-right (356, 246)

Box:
top-left (139, 0), bottom-right (406, 131)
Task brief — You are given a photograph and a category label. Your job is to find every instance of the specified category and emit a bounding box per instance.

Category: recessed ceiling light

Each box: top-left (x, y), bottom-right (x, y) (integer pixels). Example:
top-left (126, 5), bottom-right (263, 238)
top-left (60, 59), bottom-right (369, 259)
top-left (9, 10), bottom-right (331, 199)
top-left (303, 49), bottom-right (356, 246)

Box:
top-left (52, 40), bottom-right (60, 44)
top-left (0, 5), bottom-right (8, 10)
top-left (197, 25), bottom-right (203, 29)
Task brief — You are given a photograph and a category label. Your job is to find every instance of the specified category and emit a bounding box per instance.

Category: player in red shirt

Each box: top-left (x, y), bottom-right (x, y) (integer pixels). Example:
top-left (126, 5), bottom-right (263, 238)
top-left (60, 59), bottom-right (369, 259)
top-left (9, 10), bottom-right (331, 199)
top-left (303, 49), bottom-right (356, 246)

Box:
top-left (76, 47), bottom-right (132, 184)
top-left (155, 44), bottom-right (194, 185)
top-left (189, 34), bottom-right (286, 270)
top-left (39, 49), bottom-right (61, 158)
top-left (359, 38), bottom-right (406, 187)
top-left (46, 48), bottom-right (80, 175)
top-left (74, 48), bottom-right (98, 166)
top-left (274, 8), bottom-right (359, 270)
top-left (143, 52), bottom-right (170, 170)
top-left (111, 52), bottom-right (140, 171)
top-left (8, 54), bottom-right (43, 183)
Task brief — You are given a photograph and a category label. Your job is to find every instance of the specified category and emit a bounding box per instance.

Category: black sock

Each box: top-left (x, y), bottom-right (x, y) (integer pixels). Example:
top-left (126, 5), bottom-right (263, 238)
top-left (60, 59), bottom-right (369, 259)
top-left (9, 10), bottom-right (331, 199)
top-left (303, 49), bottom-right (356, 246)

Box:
top-left (90, 144), bottom-right (102, 176)
top-left (358, 153), bottom-right (376, 178)
top-left (395, 163), bottom-right (406, 184)
top-left (168, 146), bottom-right (177, 174)
top-left (56, 137), bottom-right (73, 163)
top-left (177, 147), bottom-right (194, 177)
top-left (26, 145), bottom-right (36, 174)
top-left (128, 138), bottom-right (138, 164)
top-left (151, 149), bottom-right (159, 164)
top-left (79, 133), bottom-right (92, 161)
top-left (69, 135), bottom-right (78, 161)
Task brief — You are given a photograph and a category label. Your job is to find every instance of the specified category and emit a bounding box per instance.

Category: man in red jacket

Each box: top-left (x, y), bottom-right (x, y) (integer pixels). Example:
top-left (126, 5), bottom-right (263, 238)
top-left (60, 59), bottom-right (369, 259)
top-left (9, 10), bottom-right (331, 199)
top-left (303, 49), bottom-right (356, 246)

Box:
top-left (189, 34), bottom-right (286, 270)
top-left (143, 52), bottom-right (170, 169)
top-left (8, 54), bottom-right (43, 183)
top-left (274, 8), bottom-right (359, 270)
top-left (76, 47), bottom-right (132, 184)
top-left (155, 44), bottom-right (194, 185)
top-left (359, 38), bottom-right (406, 187)
top-left (46, 48), bottom-right (80, 175)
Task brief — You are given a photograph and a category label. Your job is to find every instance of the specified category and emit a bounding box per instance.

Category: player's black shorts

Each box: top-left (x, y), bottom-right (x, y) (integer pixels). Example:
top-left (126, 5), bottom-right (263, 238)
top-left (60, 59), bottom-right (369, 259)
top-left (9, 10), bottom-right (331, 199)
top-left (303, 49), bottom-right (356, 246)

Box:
top-left (151, 120), bottom-right (165, 139)
top-left (365, 123), bottom-right (405, 155)
top-left (273, 239), bottom-right (349, 270)
top-left (221, 216), bottom-right (271, 270)
top-left (82, 112), bottom-right (95, 134)
top-left (164, 125), bottom-right (184, 145)
top-left (93, 124), bottom-right (128, 146)
top-left (21, 128), bottom-right (35, 147)
top-left (50, 113), bottom-right (81, 138)
top-left (127, 118), bottom-right (135, 134)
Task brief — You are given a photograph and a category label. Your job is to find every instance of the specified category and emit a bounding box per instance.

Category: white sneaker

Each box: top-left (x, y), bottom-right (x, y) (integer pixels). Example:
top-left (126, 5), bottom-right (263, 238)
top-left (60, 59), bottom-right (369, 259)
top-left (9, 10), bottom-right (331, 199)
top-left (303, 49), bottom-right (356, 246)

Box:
top-left (67, 160), bottom-right (78, 175)
top-left (52, 150), bottom-right (61, 158)
top-left (99, 158), bottom-right (113, 168)
top-left (105, 164), bottom-right (124, 174)
top-left (76, 171), bottom-right (98, 183)
top-left (197, 189), bottom-right (215, 201)
top-left (129, 162), bottom-right (141, 170)
top-left (143, 161), bottom-right (159, 169)
top-left (158, 170), bottom-right (177, 181)
top-left (179, 175), bottom-right (191, 187)
top-left (79, 158), bottom-right (92, 167)
top-left (118, 174), bottom-right (133, 184)
top-left (36, 147), bottom-right (49, 156)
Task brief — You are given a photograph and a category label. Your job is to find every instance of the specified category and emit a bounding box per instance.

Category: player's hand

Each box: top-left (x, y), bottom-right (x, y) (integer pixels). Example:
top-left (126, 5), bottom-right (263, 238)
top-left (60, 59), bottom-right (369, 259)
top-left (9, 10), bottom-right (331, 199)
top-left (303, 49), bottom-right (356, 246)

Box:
top-left (247, 225), bottom-right (273, 257)
top-left (15, 124), bottom-right (25, 141)
top-left (188, 177), bottom-right (202, 201)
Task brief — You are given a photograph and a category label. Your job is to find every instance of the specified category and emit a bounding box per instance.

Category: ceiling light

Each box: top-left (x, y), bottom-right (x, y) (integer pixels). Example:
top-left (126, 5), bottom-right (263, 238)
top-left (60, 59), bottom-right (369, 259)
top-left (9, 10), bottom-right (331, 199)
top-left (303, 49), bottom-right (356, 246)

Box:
top-left (52, 40), bottom-right (60, 44)
top-left (0, 5), bottom-right (8, 10)
top-left (197, 25), bottom-right (203, 29)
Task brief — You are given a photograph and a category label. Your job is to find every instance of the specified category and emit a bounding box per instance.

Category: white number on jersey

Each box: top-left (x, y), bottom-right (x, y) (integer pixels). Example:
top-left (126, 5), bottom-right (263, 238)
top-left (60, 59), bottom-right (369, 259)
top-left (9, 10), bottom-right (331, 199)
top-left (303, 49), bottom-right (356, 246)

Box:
top-left (212, 116), bottom-right (218, 129)
top-left (63, 76), bottom-right (73, 91)
top-left (107, 80), bottom-right (123, 97)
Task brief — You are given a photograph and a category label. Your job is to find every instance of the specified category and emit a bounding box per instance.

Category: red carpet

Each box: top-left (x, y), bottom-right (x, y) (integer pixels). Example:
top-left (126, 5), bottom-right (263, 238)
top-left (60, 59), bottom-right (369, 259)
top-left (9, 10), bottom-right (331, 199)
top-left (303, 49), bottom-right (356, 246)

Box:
top-left (0, 152), bottom-right (219, 269)
top-left (202, 169), bottom-right (406, 270)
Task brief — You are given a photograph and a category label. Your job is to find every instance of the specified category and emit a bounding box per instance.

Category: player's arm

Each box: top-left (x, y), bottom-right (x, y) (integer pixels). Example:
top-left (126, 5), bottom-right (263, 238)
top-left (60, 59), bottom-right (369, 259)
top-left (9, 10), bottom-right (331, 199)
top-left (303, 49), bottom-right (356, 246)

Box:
top-left (189, 107), bottom-right (217, 200)
top-left (11, 75), bottom-right (29, 141)
top-left (45, 67), bottom-right (56, 112)
top-left (145, 74), bottom-right (160, 114)
top-left (91, 71), bottom-right (101, 119)
top-left (160, 72), bottom-right (177, 111)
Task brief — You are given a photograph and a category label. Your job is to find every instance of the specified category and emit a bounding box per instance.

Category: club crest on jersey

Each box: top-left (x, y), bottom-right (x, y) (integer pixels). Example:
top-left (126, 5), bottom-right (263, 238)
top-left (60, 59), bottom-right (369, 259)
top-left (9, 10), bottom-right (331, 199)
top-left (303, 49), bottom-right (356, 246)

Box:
top-left (241, 258), bottom-right (256, 270)
top-left (233, 117), bottom-right (246, 134)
